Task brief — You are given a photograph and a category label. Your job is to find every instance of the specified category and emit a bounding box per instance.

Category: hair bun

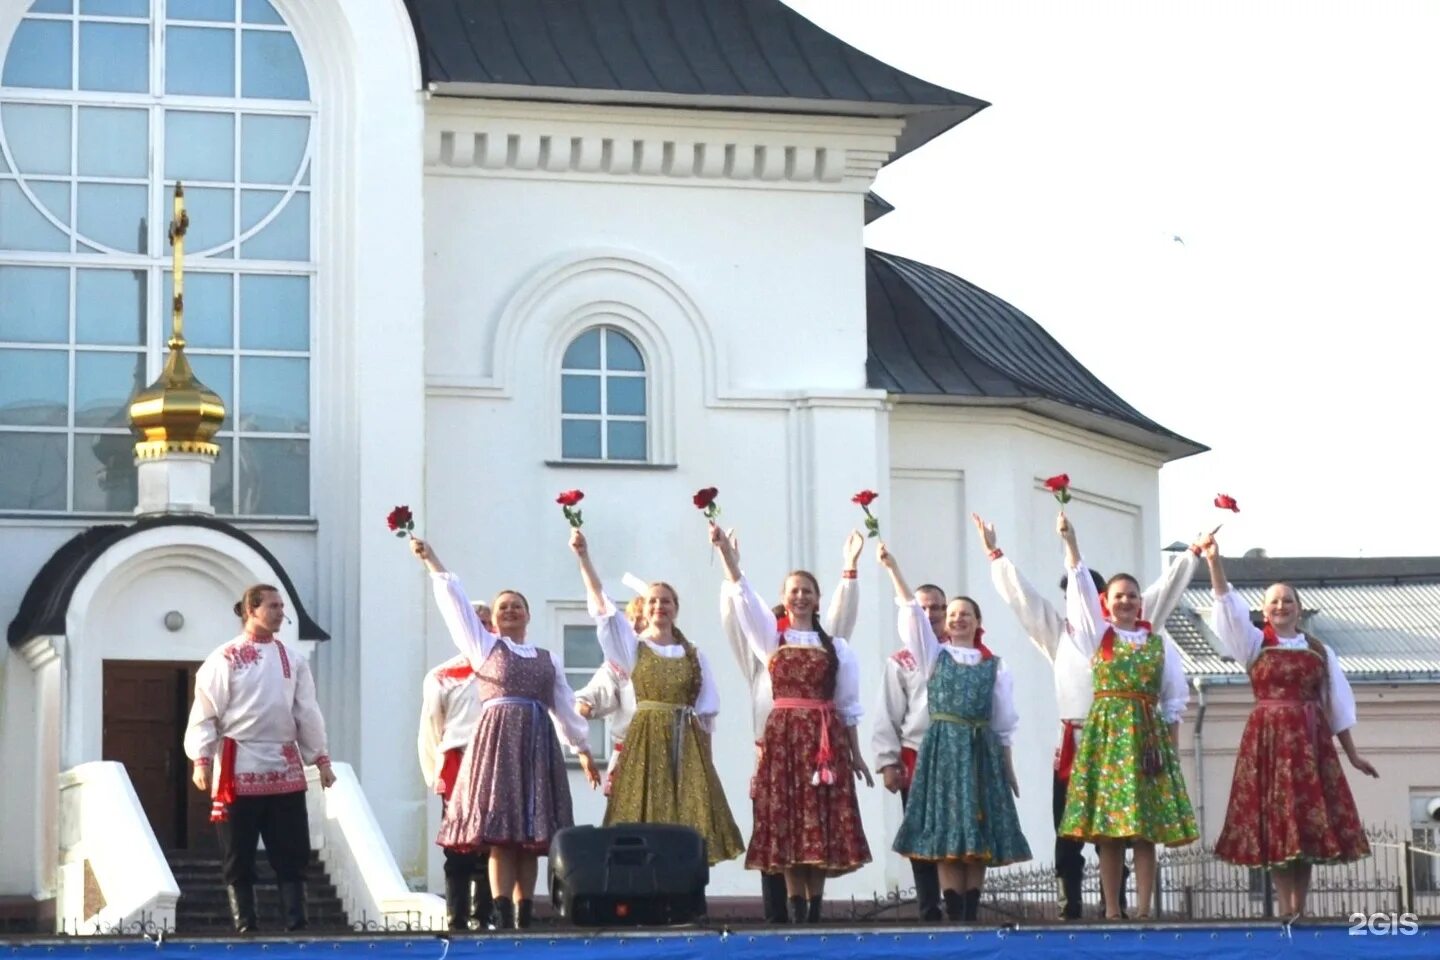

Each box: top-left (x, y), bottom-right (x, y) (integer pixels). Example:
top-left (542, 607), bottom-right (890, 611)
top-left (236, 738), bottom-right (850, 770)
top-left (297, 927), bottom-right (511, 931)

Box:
top-left (233, 601), bottom-right (244, 617)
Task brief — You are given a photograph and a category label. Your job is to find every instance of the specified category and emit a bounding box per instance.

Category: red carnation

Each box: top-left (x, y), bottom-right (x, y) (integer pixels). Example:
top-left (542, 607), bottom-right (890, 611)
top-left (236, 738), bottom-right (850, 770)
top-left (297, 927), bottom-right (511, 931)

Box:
top-left (556, 490), bottom-right (585, 528)
top-left (852, 489), bottom-right (881, 538)
top-left (1214, 493), bottom-right (1240, 513)
top-left (693, 486), bottom-right (720, 520)
top-left (1044, 473), bottom-right (1072, 507)
top-left (386, 505), bottom-right (415, 539)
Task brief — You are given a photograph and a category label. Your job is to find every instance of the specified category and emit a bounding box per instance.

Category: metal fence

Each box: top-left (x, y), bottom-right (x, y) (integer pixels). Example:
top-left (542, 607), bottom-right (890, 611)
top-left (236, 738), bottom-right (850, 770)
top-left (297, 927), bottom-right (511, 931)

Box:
top-left (852, 826), bottom-right (1440, 923)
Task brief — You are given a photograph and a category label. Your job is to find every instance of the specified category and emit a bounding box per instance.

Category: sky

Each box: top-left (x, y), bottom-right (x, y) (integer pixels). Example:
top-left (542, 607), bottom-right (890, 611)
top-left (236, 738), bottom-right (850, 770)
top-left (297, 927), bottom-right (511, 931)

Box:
top-left (783, 0), bottom-right (1440, 558)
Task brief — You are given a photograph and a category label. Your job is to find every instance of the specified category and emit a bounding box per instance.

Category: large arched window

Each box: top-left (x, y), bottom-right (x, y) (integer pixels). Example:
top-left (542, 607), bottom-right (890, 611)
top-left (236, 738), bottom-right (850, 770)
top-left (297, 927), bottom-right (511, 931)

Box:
top-left (559, 325), bottom-right (648, 462)
top-left (0, 0), bottom-right (314, 516)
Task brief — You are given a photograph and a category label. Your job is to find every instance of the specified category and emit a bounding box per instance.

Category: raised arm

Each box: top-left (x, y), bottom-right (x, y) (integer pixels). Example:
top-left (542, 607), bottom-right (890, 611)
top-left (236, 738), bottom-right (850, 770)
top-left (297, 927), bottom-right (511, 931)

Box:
top-left (412, 537), bottom-right (498, 667)
top-left (1203, 538), bottom-right (1264, 664)
top-left (878, 541), bottom-right (941, 675)
top-left (977, 514), bottom-right (1066, 661)
top-left (1059, 514), bottom-right (1106, 656)
top-left (712, 522), bottom-right (780, 659)
top-left (1141, 533), bottom-right (1208, 625)
top-left (571, 529), bottom-right (641, 671)
top-left (824, 530), bottom-right (864, 639)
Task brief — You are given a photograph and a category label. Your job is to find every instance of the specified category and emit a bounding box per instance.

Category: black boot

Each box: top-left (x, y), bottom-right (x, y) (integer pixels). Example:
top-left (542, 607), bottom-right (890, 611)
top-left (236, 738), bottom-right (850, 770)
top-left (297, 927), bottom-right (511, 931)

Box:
top-left (516, 899), bottom-right (533, 929)
top-left (805, 896), bottom-right (822, 923)
top-left (493, 896), bottom-right (514, 930)
top-left (963, 888), bottom-right (981, 923)
top-left (787, 896), bottom-right (806, 925)
top-left (227, 883), bottom-right (258, 933)
top-left (470, 877), bottom-right (493, 931)
top-left (913, 861), bottom-right (942, 922)
top-left (1059, 870), bottom-right (1084, 920)
top-left (278, 880), bottom-right (308, 932)
top-left (761, 873), bottom-right (789, 923)
top-left (942, 888), bottom-right (964, 922)
top-left (445, 875), bottom-right (471, 931)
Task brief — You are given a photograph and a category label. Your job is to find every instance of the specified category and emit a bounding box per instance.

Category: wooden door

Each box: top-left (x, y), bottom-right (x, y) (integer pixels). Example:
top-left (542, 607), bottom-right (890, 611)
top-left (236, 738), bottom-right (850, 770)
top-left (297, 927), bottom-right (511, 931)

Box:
top-left (102, 661), bottom-right (213, 851)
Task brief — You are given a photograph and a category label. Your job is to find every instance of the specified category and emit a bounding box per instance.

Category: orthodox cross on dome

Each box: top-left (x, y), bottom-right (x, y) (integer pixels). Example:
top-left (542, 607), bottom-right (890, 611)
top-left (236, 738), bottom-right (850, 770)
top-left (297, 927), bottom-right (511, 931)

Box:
top-left (127, 182), bottom-right (227, 460)
top-left (169, 183), bottom-right (191, 349)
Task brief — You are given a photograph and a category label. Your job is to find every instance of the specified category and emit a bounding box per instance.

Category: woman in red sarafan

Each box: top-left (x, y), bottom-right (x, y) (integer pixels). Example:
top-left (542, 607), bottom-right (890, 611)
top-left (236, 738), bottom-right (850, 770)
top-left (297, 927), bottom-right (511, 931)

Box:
top-left (709, 522), bottom-right (873, 923)
top-left (1202, 537), bottom-right (1377, 918)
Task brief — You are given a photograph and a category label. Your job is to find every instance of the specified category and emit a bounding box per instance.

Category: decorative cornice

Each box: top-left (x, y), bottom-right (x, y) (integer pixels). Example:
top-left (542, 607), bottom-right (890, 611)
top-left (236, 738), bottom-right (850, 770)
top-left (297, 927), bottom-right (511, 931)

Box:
top-left (19, 634), bottom-right (62, 670)
top-left (424, 99), bottom-right (900, 188)
top-left (133, 440), bottom-right (220, 460)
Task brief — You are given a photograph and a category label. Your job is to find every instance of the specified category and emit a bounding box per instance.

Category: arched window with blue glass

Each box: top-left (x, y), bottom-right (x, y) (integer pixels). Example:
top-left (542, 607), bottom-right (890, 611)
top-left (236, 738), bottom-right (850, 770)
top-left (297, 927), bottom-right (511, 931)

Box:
top-left (560, 326), bottom-right (648, 462)
top-left (0, 0), bottom-right (315, 516)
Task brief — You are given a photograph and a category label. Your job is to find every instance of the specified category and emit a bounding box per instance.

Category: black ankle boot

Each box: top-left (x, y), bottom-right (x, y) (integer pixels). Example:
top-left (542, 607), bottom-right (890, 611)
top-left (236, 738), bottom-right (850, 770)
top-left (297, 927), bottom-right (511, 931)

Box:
top-left (963, 888), bottom-right (981, 923)
top-left (493, 896), bottom-right (514, 930)
top-left (445, 875), bottom-right (471, 931)
top-left (516, 899), bottom-right (533, 929)
top-left (788, 896), bottom-right (806, 924)
top-left (805, 896), bottom-right (822, 923)
top-left (942, 888), bottom-right (964, 922)
top-left (469, 878), bottom-right (493, 930)
top-left (278, 880), bottom-right (308, 932)
top-left (227, 883), bottom-right (257, 933)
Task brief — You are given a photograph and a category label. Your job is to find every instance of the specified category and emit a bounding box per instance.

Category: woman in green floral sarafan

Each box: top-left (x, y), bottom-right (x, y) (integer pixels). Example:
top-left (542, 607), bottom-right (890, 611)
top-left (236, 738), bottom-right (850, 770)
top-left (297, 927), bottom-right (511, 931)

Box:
top-left (1056, 513), bottom-right (1198, 920)
top-left (569, 528), bottom-right (744, 865)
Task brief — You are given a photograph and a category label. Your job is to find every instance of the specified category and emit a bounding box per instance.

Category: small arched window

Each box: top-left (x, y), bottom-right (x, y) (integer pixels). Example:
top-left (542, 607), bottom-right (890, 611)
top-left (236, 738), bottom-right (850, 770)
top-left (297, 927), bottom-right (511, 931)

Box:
top-left (560, 326), bottom-right (646, 462)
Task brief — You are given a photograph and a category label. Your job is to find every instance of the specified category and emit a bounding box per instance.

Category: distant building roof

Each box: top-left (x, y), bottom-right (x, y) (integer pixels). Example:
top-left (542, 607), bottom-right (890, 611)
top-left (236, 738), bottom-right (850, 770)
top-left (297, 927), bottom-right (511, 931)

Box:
top-left (7, 515), bottom-right (328, 648)
top-left (864, 191), bottom-right (894, 224)
top-left (1166, 556), bottom-right (1440, 680)
top-left (865, 249), bottom-right (1207, 461)
top-left (405, 0), bottom-right (989, 160)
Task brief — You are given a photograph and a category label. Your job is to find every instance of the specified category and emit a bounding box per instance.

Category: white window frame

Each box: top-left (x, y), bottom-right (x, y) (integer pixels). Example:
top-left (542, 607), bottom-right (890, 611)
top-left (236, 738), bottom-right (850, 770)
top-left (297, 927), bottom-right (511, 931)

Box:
top-left (558, 322), bottom-right (648, 464)
top-left (0, 0), bottom-right (317, 519)
top-left (553, 602), bottom-right (613, 765)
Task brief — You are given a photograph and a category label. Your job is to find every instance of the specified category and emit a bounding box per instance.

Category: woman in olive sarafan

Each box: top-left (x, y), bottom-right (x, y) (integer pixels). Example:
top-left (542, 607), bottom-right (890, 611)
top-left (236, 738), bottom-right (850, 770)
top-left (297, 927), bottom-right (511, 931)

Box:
top-left (570, 529), bottom-right (744, 864)
top-left (1056, 514), bottom-right (1198, 920)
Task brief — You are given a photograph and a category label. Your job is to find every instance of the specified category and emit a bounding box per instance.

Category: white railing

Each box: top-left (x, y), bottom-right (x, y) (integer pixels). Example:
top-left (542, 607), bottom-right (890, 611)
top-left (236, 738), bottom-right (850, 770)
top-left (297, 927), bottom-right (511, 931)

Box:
top-left (310, 762), bottom-right (444, 930)
top-left (56, 761), bottom-right (180, 934)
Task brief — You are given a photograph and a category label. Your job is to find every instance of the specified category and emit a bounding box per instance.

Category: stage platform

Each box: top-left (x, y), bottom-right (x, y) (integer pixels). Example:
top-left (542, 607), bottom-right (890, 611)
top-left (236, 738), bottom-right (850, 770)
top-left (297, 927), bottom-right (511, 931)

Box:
top-left (2, 923), bottom-right (1434, 960)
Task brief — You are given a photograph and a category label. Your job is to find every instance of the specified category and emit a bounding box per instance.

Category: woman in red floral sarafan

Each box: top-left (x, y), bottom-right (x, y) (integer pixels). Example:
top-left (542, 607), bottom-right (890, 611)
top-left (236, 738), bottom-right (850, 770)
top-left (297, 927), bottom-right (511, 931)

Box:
top-left (1203, 537), bottom-right (1377, 918)
top-left (710, 521), bottom-right (873, 924)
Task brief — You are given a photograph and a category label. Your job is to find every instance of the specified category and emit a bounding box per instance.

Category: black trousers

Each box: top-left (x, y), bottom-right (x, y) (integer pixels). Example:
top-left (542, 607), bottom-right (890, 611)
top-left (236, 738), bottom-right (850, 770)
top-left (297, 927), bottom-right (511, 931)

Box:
top-left (218, 790), bottom-right (311, 885)
top-left (900, 788), bottom-right (941, 918)
top-left (761, 870), bottom-right (788, 922)
top-left (1053, 770), bottom-right (1127, 917)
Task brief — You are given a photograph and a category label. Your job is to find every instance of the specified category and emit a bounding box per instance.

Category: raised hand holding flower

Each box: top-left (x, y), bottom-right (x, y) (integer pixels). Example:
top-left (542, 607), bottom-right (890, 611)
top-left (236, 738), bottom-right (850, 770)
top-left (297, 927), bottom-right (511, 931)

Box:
top-left (852, 489), bottom-right (881, 538)
top-left (556, 489), bottom-right (585, 528)
top-left (386, 504), bottom-right (415, 539)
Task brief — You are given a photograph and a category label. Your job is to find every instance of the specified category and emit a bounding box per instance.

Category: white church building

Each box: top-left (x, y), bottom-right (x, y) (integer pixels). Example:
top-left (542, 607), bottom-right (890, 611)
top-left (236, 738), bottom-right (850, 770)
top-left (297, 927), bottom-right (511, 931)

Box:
top-left (0, 0), bottom-right (1203, 932)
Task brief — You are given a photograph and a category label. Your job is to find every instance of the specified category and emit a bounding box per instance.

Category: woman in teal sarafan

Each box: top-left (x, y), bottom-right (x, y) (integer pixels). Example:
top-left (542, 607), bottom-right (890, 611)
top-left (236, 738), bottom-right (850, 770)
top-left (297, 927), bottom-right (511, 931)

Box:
top-left (878, 542), bottom-right (1030, 922)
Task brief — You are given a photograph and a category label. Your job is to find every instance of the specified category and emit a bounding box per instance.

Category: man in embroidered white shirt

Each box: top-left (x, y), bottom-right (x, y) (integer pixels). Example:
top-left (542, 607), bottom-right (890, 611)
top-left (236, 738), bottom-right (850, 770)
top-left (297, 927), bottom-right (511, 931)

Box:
top-left (418, 604), bottom-right (493, 931)
top-left (872, 583), bottom-right (947, 922)
top-left (185, 584), bottom-right (335, 933)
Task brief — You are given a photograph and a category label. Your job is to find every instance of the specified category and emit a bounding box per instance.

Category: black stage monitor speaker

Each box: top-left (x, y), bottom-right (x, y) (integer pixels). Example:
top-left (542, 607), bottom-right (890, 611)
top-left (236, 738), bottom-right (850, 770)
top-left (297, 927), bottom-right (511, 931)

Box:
top-left (548, 824), bottom-right (709, 926)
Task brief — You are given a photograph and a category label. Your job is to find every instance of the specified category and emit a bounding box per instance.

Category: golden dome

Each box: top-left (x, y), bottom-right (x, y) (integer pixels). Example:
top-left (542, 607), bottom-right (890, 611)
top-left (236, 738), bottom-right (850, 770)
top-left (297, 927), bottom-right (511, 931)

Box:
top-left (128, 184), bottom-right (227, 459)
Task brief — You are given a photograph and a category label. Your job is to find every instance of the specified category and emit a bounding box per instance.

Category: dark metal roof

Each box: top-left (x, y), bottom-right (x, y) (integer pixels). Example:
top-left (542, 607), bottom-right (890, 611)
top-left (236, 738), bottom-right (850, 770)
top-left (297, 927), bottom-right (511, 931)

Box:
top-left (865, 249), bottom-right (1207, 460)
top-left (405, 0), bottom-right (989, 159)
top-left (7, 515), bottom-right (328, 648)
top-left (1211, 554), bottom-right (1440, 587)
top-left (864, 191), bottom-right (893, 224)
